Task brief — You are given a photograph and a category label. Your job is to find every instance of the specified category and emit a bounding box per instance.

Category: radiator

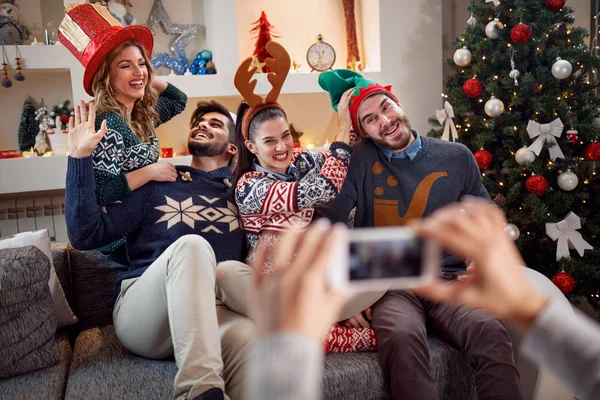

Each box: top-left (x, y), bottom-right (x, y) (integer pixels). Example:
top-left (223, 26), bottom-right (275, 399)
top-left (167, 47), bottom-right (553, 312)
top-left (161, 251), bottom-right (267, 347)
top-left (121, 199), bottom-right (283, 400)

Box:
top-left (0, 194), bottom-right (68, 242)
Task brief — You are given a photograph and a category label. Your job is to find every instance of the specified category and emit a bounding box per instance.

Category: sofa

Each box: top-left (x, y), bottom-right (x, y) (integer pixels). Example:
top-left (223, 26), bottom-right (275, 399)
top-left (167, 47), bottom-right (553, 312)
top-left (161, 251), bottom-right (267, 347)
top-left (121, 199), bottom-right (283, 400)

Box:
top-left (0, 243), bottom-right (575, 400)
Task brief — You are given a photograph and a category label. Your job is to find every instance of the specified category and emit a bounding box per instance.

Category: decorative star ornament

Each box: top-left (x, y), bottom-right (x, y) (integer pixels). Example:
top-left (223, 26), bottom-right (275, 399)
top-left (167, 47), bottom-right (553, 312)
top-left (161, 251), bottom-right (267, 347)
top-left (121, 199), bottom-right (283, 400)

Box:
top-left (250, 57), bottom-right (266, 73)
top-left (348, 57), bottom-right (362, 71)
top-left (485, 0), bottom-right (500, 6)
top-left (147, 0), bottom-right (203, 74)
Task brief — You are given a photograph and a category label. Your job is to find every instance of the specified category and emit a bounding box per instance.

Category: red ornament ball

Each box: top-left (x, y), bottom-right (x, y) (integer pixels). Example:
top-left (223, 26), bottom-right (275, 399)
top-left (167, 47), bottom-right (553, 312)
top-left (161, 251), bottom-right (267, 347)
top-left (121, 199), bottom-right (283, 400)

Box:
top-left (567, 132), bottom-right (579, 145)
top-left (525, 175), bottom-right (548, 195)
top-left (511, 23), bottom-right (532, 44)
top-left (552, 271), bottom-right (576, 294)
top-left (463, 78), bottom-right (483, 98)
top-left (474, 149), bottom-right (493, 170)
top-left (584, 142), bottom-right (600, 161)
top-left (546, 0), bottom-right (566, 12)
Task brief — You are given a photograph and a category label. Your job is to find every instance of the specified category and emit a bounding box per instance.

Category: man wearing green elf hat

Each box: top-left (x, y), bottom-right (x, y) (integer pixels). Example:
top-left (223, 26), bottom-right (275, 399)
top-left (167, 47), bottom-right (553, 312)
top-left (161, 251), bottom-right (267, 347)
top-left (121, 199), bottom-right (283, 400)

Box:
top-left (317, 69), bottom-right (524, 400)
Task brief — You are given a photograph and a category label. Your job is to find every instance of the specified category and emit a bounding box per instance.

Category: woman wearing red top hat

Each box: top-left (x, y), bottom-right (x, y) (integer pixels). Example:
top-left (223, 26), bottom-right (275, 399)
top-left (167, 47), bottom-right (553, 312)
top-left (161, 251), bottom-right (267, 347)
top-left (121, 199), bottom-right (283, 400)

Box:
top-left (59, 3), bottom-right (187, 262)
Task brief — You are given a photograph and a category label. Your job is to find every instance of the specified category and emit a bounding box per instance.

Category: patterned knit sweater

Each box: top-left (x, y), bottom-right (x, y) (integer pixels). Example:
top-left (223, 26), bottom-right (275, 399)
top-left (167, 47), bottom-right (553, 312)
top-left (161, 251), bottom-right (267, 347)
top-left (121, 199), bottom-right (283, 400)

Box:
top-left (92, 83), bottom-right (187, 206)
top-left (235, 142), bottom-right (352, 269)
top-left (65, 156), bottom-right (245, 294)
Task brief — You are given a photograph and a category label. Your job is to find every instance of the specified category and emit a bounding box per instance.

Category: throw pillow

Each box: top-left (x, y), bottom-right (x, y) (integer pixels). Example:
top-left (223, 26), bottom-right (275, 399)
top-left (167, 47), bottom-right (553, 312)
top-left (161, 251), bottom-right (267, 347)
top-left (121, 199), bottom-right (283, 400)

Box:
top-left (0, 229), bottom-right (78, 328)
top-left (324, 324), bottom-right (379, 353)
top-left (0, 246), bottom-right (60, 378)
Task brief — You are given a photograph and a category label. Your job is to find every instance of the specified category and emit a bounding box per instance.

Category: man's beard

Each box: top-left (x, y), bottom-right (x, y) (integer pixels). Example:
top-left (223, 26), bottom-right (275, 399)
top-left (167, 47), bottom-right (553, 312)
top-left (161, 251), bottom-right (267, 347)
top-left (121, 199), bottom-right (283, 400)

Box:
top-left (371, 118), bottom-right (412, 151)
top-left (188, 140), bottom-right (228, 157)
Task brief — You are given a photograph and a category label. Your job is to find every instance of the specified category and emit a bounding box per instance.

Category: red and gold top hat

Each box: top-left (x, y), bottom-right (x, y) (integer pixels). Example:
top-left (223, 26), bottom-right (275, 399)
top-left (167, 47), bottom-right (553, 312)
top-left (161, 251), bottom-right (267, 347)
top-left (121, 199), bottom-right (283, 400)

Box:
top-left (59, 3), bottom-right (153, 96)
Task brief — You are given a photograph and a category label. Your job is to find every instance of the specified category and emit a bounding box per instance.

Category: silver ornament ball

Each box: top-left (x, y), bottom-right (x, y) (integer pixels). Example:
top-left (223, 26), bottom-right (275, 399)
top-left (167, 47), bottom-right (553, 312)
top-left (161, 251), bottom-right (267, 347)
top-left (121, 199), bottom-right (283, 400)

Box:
top-left (515, 147), bottom-right (536, 165)
top-left (453, 47), bottom-right (472, 67)
top-left (485, 19), bottom-right (504, 39)
top-left (552, 57), bottom-right (572, 80)
top-left (557, 170), bottom-right (579, 191)
top-left (484, 97), bottom-right (504, 118)
top-left (505, 223), bottom-right (520, 240)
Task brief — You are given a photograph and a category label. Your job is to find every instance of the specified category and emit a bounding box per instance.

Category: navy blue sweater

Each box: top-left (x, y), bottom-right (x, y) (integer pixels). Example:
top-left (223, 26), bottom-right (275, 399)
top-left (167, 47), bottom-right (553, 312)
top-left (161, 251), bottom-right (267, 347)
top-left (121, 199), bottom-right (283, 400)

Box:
top-left (65, 156), bottom-right (246, 292)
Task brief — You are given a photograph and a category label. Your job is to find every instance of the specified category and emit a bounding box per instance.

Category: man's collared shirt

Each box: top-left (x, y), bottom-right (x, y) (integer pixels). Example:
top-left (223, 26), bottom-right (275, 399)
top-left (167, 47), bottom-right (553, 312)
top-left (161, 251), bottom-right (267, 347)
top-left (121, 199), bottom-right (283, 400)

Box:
top-left (378, 132), bottom-right (422, 161)
top-left (253, 160), bottom-right (299, 181)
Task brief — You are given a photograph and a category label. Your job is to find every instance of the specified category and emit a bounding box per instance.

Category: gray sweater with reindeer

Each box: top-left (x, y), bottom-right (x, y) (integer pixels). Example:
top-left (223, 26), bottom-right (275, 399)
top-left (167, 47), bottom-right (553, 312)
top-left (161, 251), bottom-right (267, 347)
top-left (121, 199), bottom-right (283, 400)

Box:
top-left (317, 131), bottom-right (490, 270)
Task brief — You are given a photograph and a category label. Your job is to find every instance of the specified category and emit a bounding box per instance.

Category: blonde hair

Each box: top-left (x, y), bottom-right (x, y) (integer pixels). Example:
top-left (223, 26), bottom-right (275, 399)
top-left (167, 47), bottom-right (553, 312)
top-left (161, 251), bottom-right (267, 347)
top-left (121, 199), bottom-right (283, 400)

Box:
top-left (91, 41), bottom-right (159, 142)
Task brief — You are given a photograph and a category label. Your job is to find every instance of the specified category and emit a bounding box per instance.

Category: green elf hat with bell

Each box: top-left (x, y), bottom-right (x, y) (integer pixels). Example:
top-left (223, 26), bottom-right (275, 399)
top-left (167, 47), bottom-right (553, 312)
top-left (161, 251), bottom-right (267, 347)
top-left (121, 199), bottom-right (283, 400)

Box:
top-left (318, 69), bottom-right (399, 137)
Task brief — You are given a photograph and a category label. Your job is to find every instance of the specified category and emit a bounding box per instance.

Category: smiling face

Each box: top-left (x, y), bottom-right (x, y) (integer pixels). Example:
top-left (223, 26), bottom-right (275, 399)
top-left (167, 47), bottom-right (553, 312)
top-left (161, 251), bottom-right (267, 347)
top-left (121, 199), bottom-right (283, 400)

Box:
top-left (246, 117), bottom-right (294, 175)
top-left (108, 45), bottom-right (148, 111)
top-left (357, 93), bottom-right (413, 151)
top-left (188, 111), bottom-right (232, 157)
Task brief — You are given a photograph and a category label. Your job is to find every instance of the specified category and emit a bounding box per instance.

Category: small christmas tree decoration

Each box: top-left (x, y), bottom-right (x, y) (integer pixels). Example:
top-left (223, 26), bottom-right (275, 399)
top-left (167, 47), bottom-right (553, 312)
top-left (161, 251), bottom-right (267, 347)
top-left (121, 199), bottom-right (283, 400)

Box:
top-left (18, 96), bottom-right (38, 152)
top-left (435, 101), bottom-right (458, 141)
top-left (474, 149), bottom-right (492, 169)
top-left (484, 96), bottom-right (504, 117)
top-left (551, 57), bottom-right (572, 80)
top-left (466, 12), bottom-right (477, 27)
top-left (566, 129), bottom-right (578, 144)
top-left (526, 174), bottom-right (548, 195)
top-left (526, 118), bottom-right (565, 161)
top-left (546, 0), bottom-right (566, 12)
top-left (515, 146), bottom-right (536, 165)
top-left (493, 194), bottom-right (506, 207)
top-left (485, 18), bottom-right (503, 39)
top-left (510, 23), bottom-right (531, 44)
top-left (505, 223), bottom-right (520, 240)
top-left (462, 78), bottom-right (483, 98)
top-left (251, 11), bottom-right (279, 73)
top-left (453, 46), bottom-right (472, 67)
top-left (552, 271), bottom-right (576, 294)
top-left (557, 169), bottom-right (579, 191)
top-left (509, 49), bottom-right (519, 86)
top-left (584, 142), bottom-right (600, 161)
top-left (546, 212), bottom-right (593, 261)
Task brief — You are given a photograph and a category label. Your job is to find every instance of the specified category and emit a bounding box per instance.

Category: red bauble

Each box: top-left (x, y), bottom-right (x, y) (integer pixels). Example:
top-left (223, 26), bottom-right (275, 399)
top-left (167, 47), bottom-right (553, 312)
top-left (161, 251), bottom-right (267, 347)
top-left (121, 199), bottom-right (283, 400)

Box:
top-left (546, 0), bottom-right (566, 12)
top-left (463, 78), bottom-right (483, 98)
top-left (511, 23), bottom-right (532, 44)
top-left (567, 132), bottom-right (579, 145)
top-left (552, 271), bottom-right (576, 294)
top-left (474, 149), bottom-right (493, 170)
top-left (525, 175), bottom-right (548, 195)
top-left (584, 142), bottom-right (600, 161)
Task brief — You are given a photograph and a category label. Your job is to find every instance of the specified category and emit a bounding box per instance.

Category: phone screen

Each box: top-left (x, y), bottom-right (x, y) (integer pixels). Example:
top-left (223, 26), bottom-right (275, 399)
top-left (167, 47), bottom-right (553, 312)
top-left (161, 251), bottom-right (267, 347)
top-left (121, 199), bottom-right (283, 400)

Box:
top-left (349, 236), bottom-right (424, 281)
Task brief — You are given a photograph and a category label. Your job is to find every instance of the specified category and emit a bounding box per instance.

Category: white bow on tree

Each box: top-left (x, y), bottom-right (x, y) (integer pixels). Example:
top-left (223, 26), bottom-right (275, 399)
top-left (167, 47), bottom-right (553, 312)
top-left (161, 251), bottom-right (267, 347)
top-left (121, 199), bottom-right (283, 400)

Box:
top-left (436, 101), bottom-right (458, 142)
top-left (485, 0), bottom-right (500, 6)
top-left (527, 118), bottom-right (565, 161)
top-left (546, 212), bottom-right (593, 261)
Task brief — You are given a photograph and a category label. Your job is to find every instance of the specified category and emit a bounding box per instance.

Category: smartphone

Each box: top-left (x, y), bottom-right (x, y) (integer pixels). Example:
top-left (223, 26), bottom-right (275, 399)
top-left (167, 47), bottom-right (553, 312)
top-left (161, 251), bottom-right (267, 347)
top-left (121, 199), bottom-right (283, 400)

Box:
top-left (328, 226), bottom-right (440, 291)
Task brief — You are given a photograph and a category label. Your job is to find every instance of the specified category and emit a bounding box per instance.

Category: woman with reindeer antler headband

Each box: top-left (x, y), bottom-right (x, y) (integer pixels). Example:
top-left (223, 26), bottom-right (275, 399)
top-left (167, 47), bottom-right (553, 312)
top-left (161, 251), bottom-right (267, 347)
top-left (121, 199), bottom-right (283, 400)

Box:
top-left (215, 40), bottom-right (355, 317)
top-left (59, 3), bottom-right (187, 263)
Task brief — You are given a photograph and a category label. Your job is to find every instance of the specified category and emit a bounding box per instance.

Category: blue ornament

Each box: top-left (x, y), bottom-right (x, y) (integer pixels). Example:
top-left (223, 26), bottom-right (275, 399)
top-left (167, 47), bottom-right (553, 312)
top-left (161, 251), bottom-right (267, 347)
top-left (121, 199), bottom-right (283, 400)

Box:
top-left (198, 60), bottom-right (207, 67)
top-left (192, 59), bottom-right (200, 67)
top-left (198, 50), bottom-right (212, 62)
top-left (199, 67), bottom-right (207, 75)
top-left (190, 66), bottom-right (199, 75)
top-left (151, 52), bottom-right (188, 75)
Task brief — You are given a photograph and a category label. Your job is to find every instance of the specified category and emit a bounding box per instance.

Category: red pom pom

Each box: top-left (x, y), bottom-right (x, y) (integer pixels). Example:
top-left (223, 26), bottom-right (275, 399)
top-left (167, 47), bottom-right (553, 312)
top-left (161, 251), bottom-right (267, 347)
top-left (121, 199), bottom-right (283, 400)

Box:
top-left (525, 175), bottom-right (548, 195)
top-left (474, 149), bottom-right (493, 169)
top-left (584, 142), bottom-right (600, 161)
top-left (511, 23), bottom-right (531, 44)
top-left (552, 271), bottom-right (576, 294)
top-left (463, 78), bottom-right (483, 98)
top-left (546, 0), bottom-right (566, 12)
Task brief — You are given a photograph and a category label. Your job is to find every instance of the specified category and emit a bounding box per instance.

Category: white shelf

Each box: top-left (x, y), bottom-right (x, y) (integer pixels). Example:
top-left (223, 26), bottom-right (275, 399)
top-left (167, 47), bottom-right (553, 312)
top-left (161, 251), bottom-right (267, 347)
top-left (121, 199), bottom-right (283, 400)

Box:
top-left (8, 45), bottom-right (80, 70)
top-left (162, 71), bottom-right (382, 98)
top-left (0, 155), bottom-right (192, 195)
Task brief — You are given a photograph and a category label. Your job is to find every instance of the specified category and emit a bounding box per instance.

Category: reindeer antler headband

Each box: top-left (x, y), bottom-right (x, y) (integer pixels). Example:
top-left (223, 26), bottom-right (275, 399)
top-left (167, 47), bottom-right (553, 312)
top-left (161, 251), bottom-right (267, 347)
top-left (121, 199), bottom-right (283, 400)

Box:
top-left (234, 41), bottom-right (291, 140)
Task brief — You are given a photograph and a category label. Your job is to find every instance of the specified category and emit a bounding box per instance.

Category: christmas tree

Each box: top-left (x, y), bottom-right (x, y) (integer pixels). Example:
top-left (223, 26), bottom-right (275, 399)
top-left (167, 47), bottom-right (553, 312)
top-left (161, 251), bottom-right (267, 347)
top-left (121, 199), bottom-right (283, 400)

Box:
top-left (251, 11), bottom-right (278, 72)
top-left (428, 0), bottom-right (600, 306)
top-left (17, 96), bottom-right (38, 152)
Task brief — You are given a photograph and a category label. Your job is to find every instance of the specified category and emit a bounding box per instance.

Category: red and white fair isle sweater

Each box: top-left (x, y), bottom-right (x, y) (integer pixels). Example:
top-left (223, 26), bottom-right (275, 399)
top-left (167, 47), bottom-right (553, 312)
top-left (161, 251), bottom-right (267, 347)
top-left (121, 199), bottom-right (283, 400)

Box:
top-left (235, 142), bottom-right (352, 272)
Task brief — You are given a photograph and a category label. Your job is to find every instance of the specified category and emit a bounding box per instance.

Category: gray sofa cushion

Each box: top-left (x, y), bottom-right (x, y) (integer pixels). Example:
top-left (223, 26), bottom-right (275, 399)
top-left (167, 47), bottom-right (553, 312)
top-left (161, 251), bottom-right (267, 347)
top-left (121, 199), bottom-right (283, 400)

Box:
top-left (51, 243), bottom-right (72, 305)
top-left (0, 330), bottom-right (72, 400)
top-left (68, 248), bottom-right (128, 330)
top-left (0, 246), bottom-right (60, 379)
top-left (323, 337), bottom-right (475, 400)
top-left (65, 325), bottom-right (177, 399)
